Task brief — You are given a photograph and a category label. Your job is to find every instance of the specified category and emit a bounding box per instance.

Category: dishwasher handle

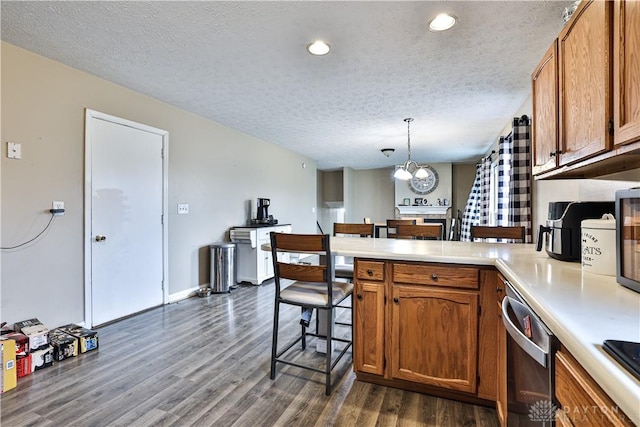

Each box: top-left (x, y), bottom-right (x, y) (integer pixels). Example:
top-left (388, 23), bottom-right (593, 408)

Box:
top-left (502, 296), bottom-right (549, 368)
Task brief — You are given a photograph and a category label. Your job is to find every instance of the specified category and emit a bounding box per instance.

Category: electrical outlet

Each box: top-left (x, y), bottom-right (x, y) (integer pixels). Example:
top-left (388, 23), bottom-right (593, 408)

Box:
top-left (52, 201), bottom-right (65, 215)
top-left (7, 142), bottom-right (21, 159)
top-left (177, 203), bottom-right (189, 215)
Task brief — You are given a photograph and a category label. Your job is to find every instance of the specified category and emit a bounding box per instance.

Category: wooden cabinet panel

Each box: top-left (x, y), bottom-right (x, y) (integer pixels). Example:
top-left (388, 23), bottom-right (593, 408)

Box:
top-left (390, 285), bottom-right (478, 393)
top-left (555, 350), bottom-right (634, 427)
top-left (532, 40), bottom-right (559, 175)
top-left (353, 280), bottom-right (385, 375)
top-left (392, 263), bottom-right (479, 289)
top-left (355, 260), bottom-right (385, 281)
top-left (496, 273), bottom-right (508, 427)
top-left (477, 270), bottom-right (498, 401)
top-left (613, 0), bottom-right (640, 146)
top-left (558, 0), bottom-right (612, 166)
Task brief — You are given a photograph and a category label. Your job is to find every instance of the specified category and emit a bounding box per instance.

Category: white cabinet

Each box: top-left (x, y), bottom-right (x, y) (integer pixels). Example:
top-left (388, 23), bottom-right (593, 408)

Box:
top-left (231, 225), bottom-right (292, 285)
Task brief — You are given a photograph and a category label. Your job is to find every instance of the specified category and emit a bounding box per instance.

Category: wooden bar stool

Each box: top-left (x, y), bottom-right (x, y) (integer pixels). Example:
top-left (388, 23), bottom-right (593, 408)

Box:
top-left (269, 232), bottom-right (353, 395)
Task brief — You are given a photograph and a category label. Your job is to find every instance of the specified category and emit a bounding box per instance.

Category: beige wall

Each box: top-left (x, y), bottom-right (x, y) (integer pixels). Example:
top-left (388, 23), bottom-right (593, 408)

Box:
top-left (350, 168), bottom-right (396, 223)
top-left (1, 42), bottom-right (317, 327)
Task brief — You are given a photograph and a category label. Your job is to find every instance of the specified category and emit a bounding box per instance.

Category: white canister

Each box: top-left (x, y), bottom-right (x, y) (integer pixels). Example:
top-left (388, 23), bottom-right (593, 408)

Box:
top-left (581, 214), bottom-right (616, 276)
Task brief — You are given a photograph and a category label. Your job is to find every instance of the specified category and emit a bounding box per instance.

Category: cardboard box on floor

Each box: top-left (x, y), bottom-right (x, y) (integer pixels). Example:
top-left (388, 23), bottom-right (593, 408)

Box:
top-left (14, 318), bottom-right (48, 351)
top-left (1, 338), bottom-right (17, 393)
top-left (31, 345), bottom-right (54, 372)
top-left (56, 324), bottom-right (98, 353)
top-left (49, 329), bottom-right (78, 361)
top-left (16, 355), bottom-right (31, 379)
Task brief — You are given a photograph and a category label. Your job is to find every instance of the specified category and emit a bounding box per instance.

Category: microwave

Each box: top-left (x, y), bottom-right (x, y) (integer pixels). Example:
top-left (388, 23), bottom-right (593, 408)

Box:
top-left (616, 188), bottom-right (640, 293)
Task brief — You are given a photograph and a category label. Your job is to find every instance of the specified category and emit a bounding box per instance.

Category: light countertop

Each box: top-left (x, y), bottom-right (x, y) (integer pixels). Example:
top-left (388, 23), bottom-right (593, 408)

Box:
top-left (326, 237), bottom-right (640, 425)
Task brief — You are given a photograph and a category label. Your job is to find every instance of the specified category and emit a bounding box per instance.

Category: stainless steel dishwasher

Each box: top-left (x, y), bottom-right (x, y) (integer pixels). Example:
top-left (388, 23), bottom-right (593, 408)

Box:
top-left (502, 281), bottom-right (559, 426)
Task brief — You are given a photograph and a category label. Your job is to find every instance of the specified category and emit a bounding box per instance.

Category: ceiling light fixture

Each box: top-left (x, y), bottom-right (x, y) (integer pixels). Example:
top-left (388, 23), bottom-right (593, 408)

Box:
top-left (394, 118), bottom-right (428, 180)
top-left (307, 40), bottom-right (330, 56)
top-left (428, 13), bottom-right (457, 32)
top-left (381, 148), bottom-right (395, 157)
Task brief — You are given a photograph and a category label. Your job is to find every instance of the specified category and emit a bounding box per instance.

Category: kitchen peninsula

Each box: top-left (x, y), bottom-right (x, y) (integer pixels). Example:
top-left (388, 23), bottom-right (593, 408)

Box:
top-left (329, 237), bottom-right (640, 426)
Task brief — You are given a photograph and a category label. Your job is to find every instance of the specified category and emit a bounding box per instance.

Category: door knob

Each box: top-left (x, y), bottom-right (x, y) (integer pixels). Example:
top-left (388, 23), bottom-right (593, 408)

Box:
top-left (95, 235), bottom-right (107, 242)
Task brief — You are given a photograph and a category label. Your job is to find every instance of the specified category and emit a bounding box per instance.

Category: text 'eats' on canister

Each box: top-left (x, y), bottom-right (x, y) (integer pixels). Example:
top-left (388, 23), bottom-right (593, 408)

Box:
top-left (581, 214), bottom-right (616, 276)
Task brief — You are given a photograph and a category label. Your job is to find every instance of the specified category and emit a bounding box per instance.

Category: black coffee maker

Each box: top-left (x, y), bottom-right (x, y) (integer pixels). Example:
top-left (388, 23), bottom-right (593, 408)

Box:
top-left (257, 198), bottom-right (270, 221)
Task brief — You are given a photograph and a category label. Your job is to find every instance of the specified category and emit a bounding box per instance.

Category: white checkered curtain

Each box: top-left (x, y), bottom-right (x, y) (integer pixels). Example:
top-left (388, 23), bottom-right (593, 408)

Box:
top-left (460, 164), bottom-right (481, 241)
top-left (479, 155), bottom-right (492, 226)
top-left (497, 135), bottom-right (512, 226)
top-left (508, 116), bottom-right (532, 243)
top-left (460, 157), bottom-right (492, 242)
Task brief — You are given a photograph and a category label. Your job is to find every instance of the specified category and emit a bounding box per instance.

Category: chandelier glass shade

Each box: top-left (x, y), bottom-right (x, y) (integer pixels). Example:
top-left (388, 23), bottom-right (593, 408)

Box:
top-left (394, 118), bottom-right (428, 180)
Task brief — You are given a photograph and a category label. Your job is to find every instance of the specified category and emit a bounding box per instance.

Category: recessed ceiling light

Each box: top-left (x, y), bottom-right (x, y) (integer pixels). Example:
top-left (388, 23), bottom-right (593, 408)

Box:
top-left (307, 40), bottom-right (330, 56)
top-left (428, 13), bottom-right (457, 32)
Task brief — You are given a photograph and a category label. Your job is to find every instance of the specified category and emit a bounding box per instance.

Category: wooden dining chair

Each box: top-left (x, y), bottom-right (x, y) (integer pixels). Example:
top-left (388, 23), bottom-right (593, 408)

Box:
top-left (423, 218), bottom-right (447, 240)
top-left (470, 225), bottom-right (526, 243)
top-left (386, 219), bottom-right (416, 238)
top-left (269, 232), bottom-right (353, 395)
top-left (333, 223), bottom-right (375, 238)
top-left (332, 223), bottom-right (375, 281)
top-left (396, 224), bottom-right (443, 240)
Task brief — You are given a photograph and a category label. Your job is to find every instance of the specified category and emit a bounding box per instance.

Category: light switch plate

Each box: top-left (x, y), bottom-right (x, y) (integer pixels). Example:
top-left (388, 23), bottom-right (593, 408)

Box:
top-left (7, 142), bottom-right (21, 159)
top-left (177, 203), bottom-right (189, 215)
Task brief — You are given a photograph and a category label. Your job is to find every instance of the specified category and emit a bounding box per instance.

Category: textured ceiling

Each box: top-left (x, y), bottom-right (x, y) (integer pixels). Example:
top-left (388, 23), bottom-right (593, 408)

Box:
top-left (1, 1), bottom-right (572, 170)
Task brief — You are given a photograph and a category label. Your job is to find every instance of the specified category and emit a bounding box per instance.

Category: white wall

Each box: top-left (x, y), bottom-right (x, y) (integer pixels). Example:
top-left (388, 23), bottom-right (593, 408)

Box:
top-left (394, 163), bottom-right (452, 207)
top-left (534, 170), bottom-right (640, 238)
top-left (1, 42), bottom-right (317, 328)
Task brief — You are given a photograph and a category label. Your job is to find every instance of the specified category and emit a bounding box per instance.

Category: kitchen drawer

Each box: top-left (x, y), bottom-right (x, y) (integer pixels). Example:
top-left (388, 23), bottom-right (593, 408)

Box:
top-left (355, 260), bottom-right (385, 281)
top-left (392, 263), bottom-right (479, 289)
top-left (555, 350), bottom-right (633, 427)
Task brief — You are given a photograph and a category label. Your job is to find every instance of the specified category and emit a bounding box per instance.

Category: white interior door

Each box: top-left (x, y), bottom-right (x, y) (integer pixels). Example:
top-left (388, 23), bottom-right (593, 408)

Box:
top-left (85, 110), bottom-right (168, 327)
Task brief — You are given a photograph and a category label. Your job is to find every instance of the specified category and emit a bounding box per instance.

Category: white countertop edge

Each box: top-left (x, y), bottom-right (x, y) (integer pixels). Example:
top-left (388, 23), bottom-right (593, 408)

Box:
top-left (496, 258), bottom-right (640, 426)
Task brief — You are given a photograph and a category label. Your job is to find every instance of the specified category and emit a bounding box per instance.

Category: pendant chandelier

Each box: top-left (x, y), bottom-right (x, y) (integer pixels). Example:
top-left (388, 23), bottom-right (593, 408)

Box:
top-left (394, 118), bottom-right (428, 180)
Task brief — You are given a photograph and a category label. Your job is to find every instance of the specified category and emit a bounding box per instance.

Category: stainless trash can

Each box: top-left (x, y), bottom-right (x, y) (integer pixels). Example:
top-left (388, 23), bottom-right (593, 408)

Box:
top-left (210, 242), bottom-right (236, 293)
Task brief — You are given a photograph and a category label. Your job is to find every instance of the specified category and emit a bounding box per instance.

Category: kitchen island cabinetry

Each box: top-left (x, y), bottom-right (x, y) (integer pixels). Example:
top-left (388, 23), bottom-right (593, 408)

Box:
top-left (496, 273), bottom-right (508, 427)
top-left (353, 260), bottom-right (385, 376)
top-left (353, 258), bottom-right (498, 403)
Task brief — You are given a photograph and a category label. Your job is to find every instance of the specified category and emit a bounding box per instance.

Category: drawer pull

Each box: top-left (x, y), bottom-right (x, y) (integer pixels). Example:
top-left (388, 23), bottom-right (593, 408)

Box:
top-left (393, 297), bottom-right (399, 304)
top-left (431, 273), bottom-right (438, 281)
top-left (357, 293), bottom-right (363, 300)
top-left (367, 269), bottom-right (373, 276)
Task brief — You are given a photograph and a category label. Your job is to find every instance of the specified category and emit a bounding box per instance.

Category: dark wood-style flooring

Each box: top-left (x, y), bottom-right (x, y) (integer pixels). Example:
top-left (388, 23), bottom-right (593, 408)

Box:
top-left (1, 282), bottom-right (499, 426)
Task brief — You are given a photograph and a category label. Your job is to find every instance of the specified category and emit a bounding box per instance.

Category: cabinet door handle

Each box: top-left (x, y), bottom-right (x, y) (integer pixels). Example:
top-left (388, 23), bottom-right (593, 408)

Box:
top-left (393, 297), bottom-right (399, 304)
top-left (366, 269), bottom-right (373, 276)
top-left (431, 273), bottom-right (438, 281)
top-left (496, 287), bottom-right (503, 293)
top-left (357, 293), bottom-right (363, 300)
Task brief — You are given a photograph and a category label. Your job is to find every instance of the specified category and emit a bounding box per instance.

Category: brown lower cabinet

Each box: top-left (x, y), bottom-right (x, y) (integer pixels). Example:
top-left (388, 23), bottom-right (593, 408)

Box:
top-left (353, 258), bottom-right (498, 404)
top-left (496, 273), bottom-right (508, 426)
top-left (555, 348), bottom-right (634, 427)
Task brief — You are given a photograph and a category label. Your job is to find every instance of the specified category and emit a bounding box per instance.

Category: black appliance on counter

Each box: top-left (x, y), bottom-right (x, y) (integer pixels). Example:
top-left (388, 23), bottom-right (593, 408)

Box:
top-left (536, 201), bottom-right (615, 262)
top-left (251, 198), bottom-right (278, 225)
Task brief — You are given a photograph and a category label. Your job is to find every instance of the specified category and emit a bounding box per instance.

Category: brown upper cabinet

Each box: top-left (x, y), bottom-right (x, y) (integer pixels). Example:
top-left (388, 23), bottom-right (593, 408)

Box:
top-left (532, 40), bottom-right (559, 175)
top-left (558, 0), bottom-right (612, 166)
top-left (613, 0), bottom-right (640, 147)
top-left (532, 0), bottom-right (640, 178)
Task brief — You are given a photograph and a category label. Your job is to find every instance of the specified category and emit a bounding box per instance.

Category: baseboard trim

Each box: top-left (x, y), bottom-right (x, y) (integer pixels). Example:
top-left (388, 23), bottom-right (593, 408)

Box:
top-left (168, 286), bottom-right (199, 303)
